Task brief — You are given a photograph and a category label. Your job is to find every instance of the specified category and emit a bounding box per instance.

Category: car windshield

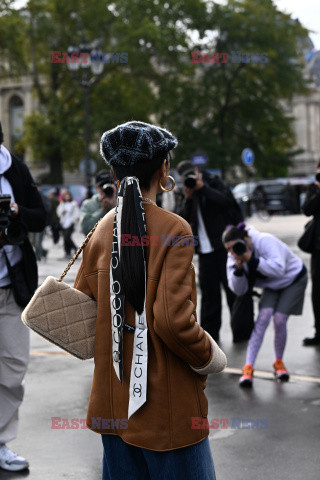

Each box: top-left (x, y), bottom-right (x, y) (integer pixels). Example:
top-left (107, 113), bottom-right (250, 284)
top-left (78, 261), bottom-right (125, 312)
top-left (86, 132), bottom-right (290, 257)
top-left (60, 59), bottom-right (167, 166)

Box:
top-left (261, 184), bottom-right (284, 194)
top-left (233, 183), bottom-right (256, 195)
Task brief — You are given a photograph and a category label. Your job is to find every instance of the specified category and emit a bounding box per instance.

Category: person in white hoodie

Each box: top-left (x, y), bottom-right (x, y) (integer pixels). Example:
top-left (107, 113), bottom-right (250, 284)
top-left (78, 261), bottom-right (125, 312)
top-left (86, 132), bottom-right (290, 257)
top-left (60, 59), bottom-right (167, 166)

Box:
top-left (223, 223), bottom-right (308, 387)
top-left (56, 190), bottom-right (79, 259)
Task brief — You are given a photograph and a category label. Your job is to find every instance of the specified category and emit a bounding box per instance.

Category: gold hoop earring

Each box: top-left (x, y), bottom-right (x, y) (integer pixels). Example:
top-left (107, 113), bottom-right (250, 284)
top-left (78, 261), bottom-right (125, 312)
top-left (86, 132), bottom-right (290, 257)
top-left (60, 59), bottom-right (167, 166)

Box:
top-left (159, 175), bottom-right (175, 192)
top-left (117, 180), bottom-right (120, 190)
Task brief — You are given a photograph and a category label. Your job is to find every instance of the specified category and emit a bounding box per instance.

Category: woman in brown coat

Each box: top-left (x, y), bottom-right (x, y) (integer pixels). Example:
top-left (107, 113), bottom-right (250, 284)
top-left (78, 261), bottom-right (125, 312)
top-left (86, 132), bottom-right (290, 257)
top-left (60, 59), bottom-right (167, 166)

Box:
top-left (74, 121), bottom-right (227, 480)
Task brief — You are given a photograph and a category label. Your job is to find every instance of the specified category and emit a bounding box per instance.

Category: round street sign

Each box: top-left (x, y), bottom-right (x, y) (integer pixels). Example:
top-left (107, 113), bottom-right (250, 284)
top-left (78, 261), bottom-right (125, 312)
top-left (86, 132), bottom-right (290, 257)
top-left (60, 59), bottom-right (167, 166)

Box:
top-left (241, 148), bottom-right (255, 166)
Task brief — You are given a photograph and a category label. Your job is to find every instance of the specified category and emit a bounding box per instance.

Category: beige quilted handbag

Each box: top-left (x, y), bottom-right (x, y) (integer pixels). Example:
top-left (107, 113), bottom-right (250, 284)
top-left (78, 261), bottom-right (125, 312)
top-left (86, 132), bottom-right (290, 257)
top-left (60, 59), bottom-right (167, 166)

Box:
top-left (21, 220), bottom-right (101, 360)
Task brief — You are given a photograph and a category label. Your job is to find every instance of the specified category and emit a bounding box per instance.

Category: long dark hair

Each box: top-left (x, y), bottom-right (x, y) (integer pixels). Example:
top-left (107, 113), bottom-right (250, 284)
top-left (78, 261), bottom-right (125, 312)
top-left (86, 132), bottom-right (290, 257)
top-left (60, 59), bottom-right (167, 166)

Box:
top-left (111, 152), bottom-right (171, 314)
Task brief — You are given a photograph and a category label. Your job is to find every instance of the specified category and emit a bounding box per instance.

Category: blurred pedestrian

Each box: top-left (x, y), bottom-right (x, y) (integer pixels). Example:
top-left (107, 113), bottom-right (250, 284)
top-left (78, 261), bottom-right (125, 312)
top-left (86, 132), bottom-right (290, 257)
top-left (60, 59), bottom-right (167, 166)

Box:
top-left (57, 190), bottom-right (79, 258)
top-left (48, 188), bottom-right (60, 244)
top-left (29, 183), bottom-right (50, 261)
top-left (223, 223), bottom-right (308, 387)
top-left (0, 121), bottom-right (46, 471)
top-left (301, 161), bottom-right (320, 346)
top-left (283, 181), bottom-right (298, 214)
top-left (177, 161), bottom-right (243, 342)
top-left (80, 170), bottom-right (116, 236)
top-left (161, 188), bottom-right (176, 212)
top-left (74, 121), bottom-right (226, 480)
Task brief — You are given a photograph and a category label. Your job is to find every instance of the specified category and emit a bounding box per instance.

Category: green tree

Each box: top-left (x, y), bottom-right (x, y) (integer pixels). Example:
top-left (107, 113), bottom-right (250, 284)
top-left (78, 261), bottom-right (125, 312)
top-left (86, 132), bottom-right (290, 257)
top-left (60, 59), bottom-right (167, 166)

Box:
top-left (157, 0), bottom-right (311, 178)
top-left (0, 0), bottom-right (208, 182)
top-left (0, 0), bottom-right (312, 181)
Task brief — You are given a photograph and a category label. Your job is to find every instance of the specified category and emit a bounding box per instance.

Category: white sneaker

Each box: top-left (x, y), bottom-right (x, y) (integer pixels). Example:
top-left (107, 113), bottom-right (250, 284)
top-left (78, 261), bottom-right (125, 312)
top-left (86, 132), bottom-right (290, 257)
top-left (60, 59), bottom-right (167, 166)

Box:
top-left (0, 444), bottom-right (29, 471)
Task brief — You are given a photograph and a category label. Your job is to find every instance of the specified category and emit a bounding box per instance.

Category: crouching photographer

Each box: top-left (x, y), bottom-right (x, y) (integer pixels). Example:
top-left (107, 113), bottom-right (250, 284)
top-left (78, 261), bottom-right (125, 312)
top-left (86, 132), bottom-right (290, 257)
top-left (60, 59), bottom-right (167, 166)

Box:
top-left (0, 122), bottom-right (46, 471)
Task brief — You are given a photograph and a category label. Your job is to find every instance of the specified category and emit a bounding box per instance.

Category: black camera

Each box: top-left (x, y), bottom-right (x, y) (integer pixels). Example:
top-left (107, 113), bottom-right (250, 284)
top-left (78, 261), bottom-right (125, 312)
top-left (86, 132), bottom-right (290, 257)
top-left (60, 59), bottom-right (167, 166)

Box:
top-left (0, 194), bottom-right (27, 245)
top-left (184, 173), bottom-right (197, 189)
top-left (232, 240), bottom-right (247, 256)
top-left (101, 183), bottom-right (114, 198)
top-left (316, 172), bottom-right (320, 182)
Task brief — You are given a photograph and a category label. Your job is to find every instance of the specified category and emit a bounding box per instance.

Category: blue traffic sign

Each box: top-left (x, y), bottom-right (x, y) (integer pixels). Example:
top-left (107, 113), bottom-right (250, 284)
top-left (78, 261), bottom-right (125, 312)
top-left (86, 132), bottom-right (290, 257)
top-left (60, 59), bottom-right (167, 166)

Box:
top-left (241, 148), bottom-right (255, 166)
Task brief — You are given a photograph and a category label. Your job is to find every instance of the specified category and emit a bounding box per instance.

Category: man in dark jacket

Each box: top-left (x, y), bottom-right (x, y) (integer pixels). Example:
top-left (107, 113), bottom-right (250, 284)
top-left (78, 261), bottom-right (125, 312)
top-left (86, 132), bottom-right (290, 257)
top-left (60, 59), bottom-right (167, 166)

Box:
top-left (0, 122), bottom-right (46, 471)
top-left (302, 162), bottom-right (320, 346)
top-left (177, 161), bottom-right (242, 342)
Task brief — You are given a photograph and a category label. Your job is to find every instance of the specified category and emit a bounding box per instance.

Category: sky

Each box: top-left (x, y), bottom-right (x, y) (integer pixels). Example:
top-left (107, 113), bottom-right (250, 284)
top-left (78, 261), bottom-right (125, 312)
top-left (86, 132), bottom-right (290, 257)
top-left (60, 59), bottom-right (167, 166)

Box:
top-left (13, 0), bottom-right (320, 49)
top-left (276, 0), bottom-right (320, 48)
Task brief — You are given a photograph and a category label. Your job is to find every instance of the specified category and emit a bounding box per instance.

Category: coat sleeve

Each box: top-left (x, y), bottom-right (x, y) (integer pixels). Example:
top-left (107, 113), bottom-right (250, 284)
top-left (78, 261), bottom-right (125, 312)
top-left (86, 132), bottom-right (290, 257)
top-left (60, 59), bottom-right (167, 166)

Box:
top-left (17, 163), bottom-right (46, 232)
top-left (302, 185), bottom-right (320, 216)
top-left (153, 234), bottom-right (227, 374)
top-left (227, 253), bottom-right (249, 296)
top-left (178, 197), bottom-right (193, 222)
top-left (197, 183), bottom-right (234, 207)
top-left (56, 202), bottom-right (63, 219)
top-left (255, 236), bottom-right (286, 277)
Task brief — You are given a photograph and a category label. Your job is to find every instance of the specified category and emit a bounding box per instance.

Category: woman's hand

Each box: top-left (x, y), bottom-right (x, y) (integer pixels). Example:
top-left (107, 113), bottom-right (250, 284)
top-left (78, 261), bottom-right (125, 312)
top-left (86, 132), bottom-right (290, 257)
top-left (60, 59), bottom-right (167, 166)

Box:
top-left (10, 202), bottom-right (19, 217)
top-left (235, 258), bottom-right (244, 269)
top-left (194, 167), bottom-right (204, 191)
top-left (233, 248), bottom-right (252, 266)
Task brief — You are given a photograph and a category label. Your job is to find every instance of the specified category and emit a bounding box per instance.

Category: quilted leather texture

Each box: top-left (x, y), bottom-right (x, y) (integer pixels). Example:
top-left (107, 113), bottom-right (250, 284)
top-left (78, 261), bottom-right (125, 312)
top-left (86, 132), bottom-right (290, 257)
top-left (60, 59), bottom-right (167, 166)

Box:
top-left (21, 276), bottom-right (97, 360)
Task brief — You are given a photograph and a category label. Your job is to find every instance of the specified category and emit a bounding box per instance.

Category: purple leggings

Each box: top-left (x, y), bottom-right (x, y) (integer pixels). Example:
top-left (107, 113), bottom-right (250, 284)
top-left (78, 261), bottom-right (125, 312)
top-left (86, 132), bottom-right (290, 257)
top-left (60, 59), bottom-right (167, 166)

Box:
top-left (246, 308), bottom-right (288, 366)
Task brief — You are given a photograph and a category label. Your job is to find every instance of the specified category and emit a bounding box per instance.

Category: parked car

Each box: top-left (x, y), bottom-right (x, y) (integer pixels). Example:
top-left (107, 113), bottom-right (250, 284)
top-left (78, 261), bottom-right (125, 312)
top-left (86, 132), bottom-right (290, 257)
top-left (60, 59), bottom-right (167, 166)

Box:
top-left (233, 177), bottom-right (313, 217)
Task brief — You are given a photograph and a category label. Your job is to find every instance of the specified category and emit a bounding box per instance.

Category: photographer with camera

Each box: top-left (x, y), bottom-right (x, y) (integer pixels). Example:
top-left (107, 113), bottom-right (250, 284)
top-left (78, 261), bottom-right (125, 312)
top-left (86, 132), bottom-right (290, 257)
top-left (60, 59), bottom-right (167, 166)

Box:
top-left (80, 170), bottom-right (117, 236)
top-left (0, 122), bottom-right (46, 471)
top-left (301, 161), bottom-right (320, 346)
top-left (223, 223), bottom-right (308, 388)
top-left (177, 161), bottom-right (242, 342)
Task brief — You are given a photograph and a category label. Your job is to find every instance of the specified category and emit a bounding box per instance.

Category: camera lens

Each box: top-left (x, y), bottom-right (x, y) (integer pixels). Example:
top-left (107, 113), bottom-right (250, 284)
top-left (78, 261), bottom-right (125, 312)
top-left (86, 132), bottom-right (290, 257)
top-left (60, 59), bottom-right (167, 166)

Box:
top-left (232, 240), bottom-right (247, 256)
top-left (184, 176), bottom-right (196, 189)
top-left (102, 184), bottom-right (114, 197)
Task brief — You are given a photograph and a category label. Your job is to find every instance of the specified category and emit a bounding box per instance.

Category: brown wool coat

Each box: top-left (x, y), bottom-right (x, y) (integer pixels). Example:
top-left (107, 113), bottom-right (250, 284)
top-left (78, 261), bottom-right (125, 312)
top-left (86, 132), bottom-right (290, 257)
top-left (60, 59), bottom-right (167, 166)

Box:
top-left (74, 203), bottom-right (225, 451)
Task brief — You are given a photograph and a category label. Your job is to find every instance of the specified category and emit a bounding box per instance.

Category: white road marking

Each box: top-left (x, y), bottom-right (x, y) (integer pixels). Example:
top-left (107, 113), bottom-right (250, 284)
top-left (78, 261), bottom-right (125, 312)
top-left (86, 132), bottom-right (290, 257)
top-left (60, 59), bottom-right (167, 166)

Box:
top-left (224, 367), bottom-right (320, 384)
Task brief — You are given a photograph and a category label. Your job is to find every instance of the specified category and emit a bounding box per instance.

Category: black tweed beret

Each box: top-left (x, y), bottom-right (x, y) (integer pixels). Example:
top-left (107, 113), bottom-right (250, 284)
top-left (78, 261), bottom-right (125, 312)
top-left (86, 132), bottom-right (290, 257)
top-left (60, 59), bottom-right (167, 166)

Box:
top-left (100, 121), bottom-right (178, 167)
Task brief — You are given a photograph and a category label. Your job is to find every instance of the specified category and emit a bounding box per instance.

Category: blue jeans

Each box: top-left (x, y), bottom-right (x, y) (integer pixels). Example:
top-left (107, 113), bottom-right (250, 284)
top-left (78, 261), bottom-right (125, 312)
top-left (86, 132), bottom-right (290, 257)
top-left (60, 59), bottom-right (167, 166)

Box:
top-left (101, 434), bottom-right (216, 480)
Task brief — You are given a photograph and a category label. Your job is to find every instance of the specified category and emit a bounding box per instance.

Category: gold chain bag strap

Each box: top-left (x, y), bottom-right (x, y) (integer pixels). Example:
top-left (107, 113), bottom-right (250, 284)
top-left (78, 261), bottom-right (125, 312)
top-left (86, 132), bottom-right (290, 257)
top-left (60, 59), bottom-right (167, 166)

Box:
top-left (21, 219), bottom-right (102, 360)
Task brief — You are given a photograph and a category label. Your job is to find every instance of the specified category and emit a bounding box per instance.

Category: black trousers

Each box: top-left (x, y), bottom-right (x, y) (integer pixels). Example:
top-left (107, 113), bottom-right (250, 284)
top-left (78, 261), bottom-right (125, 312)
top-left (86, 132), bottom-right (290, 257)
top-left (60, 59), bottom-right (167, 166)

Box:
top-left (62, 224), bottom-right (77, 255)
top-left (199, 249), bottom-right (235, 341)
top-left (311, 250), bottom-right (320, 335)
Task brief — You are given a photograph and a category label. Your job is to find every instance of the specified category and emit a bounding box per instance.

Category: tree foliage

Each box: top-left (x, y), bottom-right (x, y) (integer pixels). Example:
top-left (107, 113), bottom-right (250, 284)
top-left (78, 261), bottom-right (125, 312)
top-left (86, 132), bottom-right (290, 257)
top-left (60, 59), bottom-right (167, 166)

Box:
top-left (0, 0), bottom-right (312, 181)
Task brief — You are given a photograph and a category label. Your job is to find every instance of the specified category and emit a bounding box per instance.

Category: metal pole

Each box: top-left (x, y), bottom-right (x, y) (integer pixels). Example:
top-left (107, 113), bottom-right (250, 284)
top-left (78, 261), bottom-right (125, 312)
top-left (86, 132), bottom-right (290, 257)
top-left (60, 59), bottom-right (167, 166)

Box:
top-left (83, 72), bottom-right (91, 199)
top-left (246, 167), bottom-right (251, 218)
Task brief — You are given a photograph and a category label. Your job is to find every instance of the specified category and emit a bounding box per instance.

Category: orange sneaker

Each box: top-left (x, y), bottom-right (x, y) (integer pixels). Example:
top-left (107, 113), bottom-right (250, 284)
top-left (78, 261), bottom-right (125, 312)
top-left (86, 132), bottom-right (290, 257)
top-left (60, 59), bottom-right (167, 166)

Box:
top-left (239, 364), bottom-right (254, 388)
top-left (273, 359), bottom-right (290, 382)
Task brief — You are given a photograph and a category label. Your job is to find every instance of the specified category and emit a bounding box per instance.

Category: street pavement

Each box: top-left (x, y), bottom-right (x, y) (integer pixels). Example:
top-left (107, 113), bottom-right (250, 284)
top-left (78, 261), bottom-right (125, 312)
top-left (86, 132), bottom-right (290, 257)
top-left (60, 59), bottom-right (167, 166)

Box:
top-left (2, 214), bottom-right (319, 480)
